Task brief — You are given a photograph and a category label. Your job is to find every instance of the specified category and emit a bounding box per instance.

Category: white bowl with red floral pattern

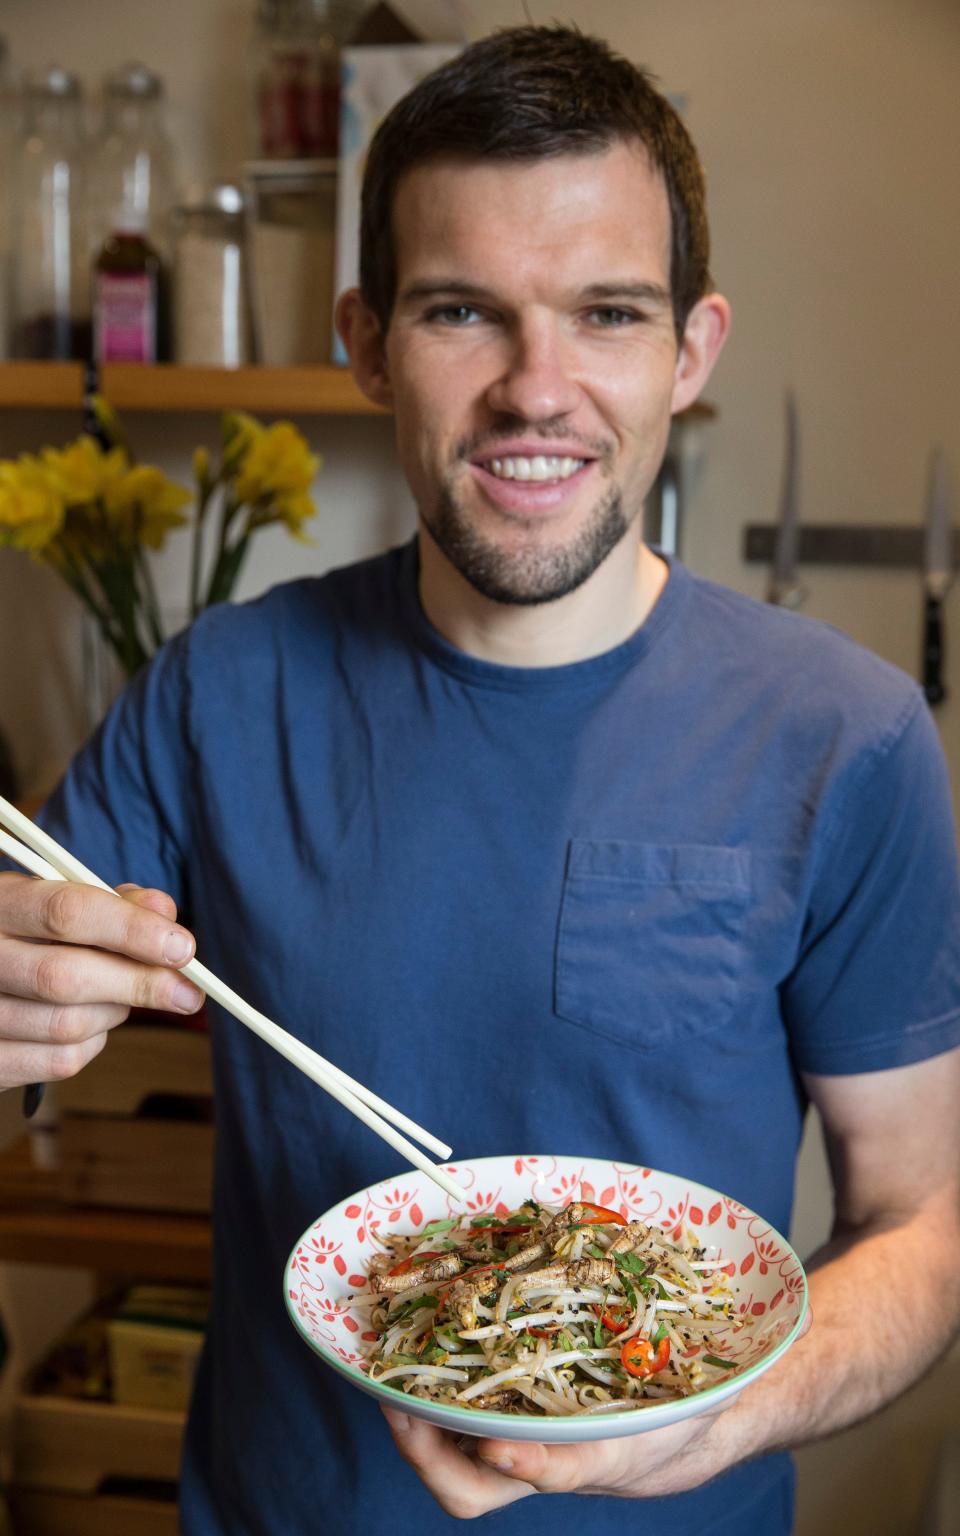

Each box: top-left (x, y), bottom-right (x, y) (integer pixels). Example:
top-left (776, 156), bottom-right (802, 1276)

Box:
top-left (284, 1154), bottom-right (808, 1442)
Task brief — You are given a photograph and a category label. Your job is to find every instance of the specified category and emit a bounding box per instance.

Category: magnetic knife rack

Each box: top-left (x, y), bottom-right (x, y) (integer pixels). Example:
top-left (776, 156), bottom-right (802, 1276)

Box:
top-left (744, 526), bottom-right (959, 568)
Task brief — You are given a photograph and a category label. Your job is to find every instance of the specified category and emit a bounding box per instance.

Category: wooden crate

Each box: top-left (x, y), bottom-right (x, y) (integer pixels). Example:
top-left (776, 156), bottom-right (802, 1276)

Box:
top-left (10, 1486), bottom-right (178, 1536)
top-left (56, 1023), bottom-right (214, 1214)
top-left (11, 1394), bottom-right (185, 1493)
top-left (56, 1018), bottom-right (213, 1117)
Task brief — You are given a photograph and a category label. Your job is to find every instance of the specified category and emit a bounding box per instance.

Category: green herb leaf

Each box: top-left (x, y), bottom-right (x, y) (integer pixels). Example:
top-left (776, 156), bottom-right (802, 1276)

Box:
top-left (616, 1269), bottom-right (638, 1311)
top-left (422, 1219), bottom-right (458, 1237)
top-left (389, 1293), bottom-right (439, 1324)
top-left (616, 1251), bottom-right (648, 1276)
top-left (702, 1354), bottom-right (738, 1370)
top-left (652, 1322), bottom-right (669, 1347)
top-left (419, 1341), bottom-right (449, 1364)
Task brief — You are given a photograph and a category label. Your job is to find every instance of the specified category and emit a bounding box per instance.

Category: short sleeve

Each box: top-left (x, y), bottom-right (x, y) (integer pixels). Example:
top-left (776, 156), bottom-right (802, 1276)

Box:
top-left (26, 632), bottom-right (195, 906)
top-left (784, 690), bottom-right (960, 1074)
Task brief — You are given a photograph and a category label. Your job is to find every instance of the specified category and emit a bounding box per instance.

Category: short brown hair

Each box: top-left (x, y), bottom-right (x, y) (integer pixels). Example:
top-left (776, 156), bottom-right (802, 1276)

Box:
top-left (359, 25), bottom-right (712, 345)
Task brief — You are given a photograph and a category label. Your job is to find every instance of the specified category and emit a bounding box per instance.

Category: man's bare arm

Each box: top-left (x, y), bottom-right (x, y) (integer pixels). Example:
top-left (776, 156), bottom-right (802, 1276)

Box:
top-left (710, 1047), bottom-right (960, 1466)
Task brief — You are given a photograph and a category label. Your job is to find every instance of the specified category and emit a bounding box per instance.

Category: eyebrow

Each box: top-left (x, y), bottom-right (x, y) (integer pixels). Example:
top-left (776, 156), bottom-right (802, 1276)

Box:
top-left (397, 278), bottom-right (672, 309)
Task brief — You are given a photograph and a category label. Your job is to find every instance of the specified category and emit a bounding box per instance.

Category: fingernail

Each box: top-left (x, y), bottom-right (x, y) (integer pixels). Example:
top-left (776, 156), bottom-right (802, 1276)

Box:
top-left (172, 980), bottom-right (202, 1013)
top-left (384, 1409), bottom-right (410, 1433)
top-left (485, 1451), bottom-right (513, 1471)
top-left (163, 932), bottom-right (193, 965)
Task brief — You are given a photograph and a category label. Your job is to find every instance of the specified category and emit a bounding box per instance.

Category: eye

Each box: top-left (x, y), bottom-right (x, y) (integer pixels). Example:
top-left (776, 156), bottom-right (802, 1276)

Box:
top-left (424, 304), bottom-right (483, 326)
top-left (586, 307), bottom-right (642, 328)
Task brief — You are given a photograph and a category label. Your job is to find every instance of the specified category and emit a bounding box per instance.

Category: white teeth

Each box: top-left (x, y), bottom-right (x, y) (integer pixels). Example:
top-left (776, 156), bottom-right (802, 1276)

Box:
top-left (486, 455), bottom-right (585, 482)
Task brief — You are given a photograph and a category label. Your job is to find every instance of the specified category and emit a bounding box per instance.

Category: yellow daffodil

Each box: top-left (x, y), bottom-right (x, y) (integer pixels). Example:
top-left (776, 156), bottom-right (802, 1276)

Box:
top-left (232, 422), bottom-right (320, 504)
top-left (248, 491), bottom-right (317, 543)
top-left (221, 411), bottom-right (264, 472)
top-left (43, 436), bottom-right (129, 508)
top-left (105, 466), bottom-right (192, 549)
top-left (4, 405), bottom-right (322, 683)
top-left (0, 456), bottom-right (64, 552)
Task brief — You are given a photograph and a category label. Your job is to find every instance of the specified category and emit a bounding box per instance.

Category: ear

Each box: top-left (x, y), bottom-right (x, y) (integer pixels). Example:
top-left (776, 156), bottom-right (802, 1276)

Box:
top-left (334, 288), bottom-right (393, 409)
top-left (670, 292), bottom-right (732, 416)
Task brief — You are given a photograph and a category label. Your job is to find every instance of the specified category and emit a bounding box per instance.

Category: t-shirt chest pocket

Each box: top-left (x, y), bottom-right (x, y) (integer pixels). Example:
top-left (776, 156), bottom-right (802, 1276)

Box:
top-left (555, 840), bottom-right (751, 1052)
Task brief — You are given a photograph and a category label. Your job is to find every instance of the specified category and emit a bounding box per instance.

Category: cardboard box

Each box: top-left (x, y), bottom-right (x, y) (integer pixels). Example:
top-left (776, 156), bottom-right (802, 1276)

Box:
top-left (55, 1023), bottom-right (214, 1214)
top-left (107, 1286), bottom-right (208, 1412)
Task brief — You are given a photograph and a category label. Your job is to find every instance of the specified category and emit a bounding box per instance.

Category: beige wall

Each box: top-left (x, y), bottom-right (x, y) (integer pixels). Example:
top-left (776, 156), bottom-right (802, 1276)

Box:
top-left (0, 2), bottom-right (958, 1530)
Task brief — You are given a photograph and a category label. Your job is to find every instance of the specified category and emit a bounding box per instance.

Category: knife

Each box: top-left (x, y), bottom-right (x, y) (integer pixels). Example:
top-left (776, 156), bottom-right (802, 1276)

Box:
top-left (922, 445), bottom-right (952, 708)
top-left (767, 390), bottom-right (806, 609)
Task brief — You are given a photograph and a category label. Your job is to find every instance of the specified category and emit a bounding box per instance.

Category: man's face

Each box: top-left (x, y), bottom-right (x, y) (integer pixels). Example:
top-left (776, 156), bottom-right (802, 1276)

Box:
top-left (384, 141), bottom-right (683, 606)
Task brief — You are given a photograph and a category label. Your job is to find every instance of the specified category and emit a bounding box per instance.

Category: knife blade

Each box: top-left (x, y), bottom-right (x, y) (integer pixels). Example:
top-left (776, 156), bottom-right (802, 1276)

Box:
top-left (767, 390), bottom-right (806, 608)
top-left (922, 445), bottom-right (952, 708)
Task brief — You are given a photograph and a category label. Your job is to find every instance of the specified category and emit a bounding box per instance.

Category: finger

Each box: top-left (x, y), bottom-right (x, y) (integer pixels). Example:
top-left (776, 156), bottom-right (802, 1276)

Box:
top-left (0, 1028), bottom-right (108, 1092)
top-left (116, 884), bottom-right (179, 921)
top-left (476, 1437), bottom-right (608, 1494)
top-left (0, 874), bottom-right (195, 969)
top-left (0, 997), bottom-right (129, 1044)
top-left (0, 936), bottom-right (204, 1014)
top-left (381, 1409), bottom-right (535, 1519)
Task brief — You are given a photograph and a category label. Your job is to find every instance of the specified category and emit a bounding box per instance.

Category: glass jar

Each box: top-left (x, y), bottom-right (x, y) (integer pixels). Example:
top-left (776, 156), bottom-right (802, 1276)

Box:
top-left (244, 160), bottom-right (336, 364)
top-left (11, 67), bottom-right (91, 360)
top-left (172, 184), bottom-right (253, 367)
top-left (253, 0), bottom-right (364, 159)
top-left (89, 62), bottom-right (177, 263)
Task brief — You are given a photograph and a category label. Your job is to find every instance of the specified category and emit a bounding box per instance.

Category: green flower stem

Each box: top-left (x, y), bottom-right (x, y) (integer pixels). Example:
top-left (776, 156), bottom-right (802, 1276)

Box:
top-left (204, 532), bottom-right (251, 608)
top-left (202, 493), bottom-right (245, 609)
top-left (89, 554), bottom-right (149, 676)
top-left (55, 554), bottom-right (126, 656)
top-left (189, 474), bottom-right (217, 620)
top-left (134, 543), bottom-right (165, 649)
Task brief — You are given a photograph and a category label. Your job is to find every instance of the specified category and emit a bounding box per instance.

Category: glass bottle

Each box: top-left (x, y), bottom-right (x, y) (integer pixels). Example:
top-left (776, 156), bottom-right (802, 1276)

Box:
top-left (11, 67), bottom-right (91, 360)
top-left (89, 62), bottom-right (177, 264)
top-left (93, 206), bottom-right (165, 364)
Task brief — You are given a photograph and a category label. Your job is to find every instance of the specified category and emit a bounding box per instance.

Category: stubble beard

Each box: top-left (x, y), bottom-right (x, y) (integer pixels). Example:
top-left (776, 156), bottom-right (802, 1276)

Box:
top-left (421, 479), bottom-right (633, 607)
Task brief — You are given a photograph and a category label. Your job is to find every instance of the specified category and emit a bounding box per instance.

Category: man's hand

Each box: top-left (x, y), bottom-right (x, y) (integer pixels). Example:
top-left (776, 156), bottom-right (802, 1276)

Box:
top-left (0, 872), bottom-right (204, 1091)
top-left (381, 1398), bottom-right (733, 1520)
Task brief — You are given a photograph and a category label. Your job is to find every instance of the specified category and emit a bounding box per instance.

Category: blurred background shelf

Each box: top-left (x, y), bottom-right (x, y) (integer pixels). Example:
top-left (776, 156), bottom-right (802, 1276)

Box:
top-left (0, 362), bottom-right (716, 420)
top-left (0, 1136), bottom-right (211, 1280)
top-left (0, 362), bottom-right (384, 414)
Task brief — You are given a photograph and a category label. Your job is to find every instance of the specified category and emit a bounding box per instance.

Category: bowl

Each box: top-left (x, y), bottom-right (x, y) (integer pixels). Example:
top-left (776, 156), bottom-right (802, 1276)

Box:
top-left (284, 1154), bottom-right (808, 1443)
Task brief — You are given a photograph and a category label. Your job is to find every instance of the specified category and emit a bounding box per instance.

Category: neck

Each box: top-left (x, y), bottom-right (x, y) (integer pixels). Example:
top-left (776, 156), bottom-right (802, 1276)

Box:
top-left (417, 527), bottom-right (669, 668)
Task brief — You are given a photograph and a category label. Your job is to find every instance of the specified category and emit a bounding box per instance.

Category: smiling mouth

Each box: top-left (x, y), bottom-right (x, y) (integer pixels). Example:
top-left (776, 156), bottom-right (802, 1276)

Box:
top-left (480, 454), bottom-right (588, 483)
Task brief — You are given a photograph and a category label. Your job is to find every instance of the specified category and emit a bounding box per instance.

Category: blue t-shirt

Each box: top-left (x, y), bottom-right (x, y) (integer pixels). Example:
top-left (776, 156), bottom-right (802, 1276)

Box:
top-left (35, 542), bottom-right (960, 1535)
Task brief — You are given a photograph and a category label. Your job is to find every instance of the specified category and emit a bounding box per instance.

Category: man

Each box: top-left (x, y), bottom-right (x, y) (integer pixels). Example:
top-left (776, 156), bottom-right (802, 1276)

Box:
top-left (1, 25), bottom-right (959, 1535)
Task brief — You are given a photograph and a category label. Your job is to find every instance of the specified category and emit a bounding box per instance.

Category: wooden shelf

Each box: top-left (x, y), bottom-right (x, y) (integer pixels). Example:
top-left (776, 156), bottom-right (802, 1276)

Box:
top-left (0, 362), bottom-right (715, 422)
top-left (0, 1136), bottom-right (211, 1280)
top-left (0, 362), bottom-right (384, 416)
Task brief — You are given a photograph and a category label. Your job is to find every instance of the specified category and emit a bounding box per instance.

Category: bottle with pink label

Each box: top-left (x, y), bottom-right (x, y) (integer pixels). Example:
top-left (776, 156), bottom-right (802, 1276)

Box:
top-left (93, 207), bottom-right (165, 363)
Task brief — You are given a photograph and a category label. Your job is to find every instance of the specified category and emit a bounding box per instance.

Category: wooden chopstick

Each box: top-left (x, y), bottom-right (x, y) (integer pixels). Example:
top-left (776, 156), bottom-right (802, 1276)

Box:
top-left (0, 797), bottom-right (463, 1203)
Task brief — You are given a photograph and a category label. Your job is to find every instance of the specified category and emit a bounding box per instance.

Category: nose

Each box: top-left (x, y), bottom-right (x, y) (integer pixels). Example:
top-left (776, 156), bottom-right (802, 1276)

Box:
top-left (484, 312), bottom-right (581, 423)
